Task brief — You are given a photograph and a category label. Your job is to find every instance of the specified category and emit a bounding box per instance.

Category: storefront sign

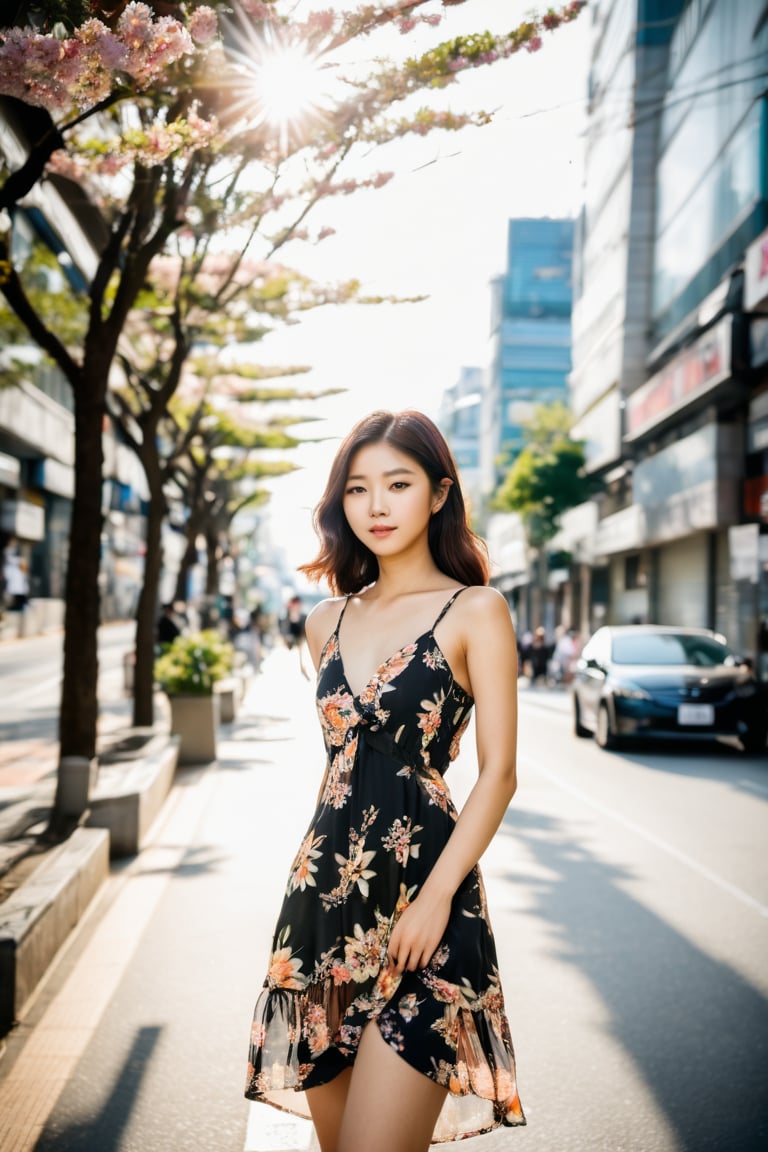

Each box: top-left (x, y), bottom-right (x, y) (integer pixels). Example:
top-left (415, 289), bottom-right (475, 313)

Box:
top-left (32, 457), bottom-right (75, 499)
top-left (744, 475), bottom-right (768, 519)
top-left (745, 225), bottom-right (768, 312)
top-left (626, 316), bottom-right (732, 439)
top-left (729, 523), bottom-right (760, 583)
top-left (0, 451), bottom-right (20, 488)
top-left (0, 498), bottom-right (45, 541)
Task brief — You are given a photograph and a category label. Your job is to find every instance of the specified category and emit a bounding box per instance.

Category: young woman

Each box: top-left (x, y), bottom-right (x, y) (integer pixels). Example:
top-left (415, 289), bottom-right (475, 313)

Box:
top-left (245, 410), bottom-right (525, 1151)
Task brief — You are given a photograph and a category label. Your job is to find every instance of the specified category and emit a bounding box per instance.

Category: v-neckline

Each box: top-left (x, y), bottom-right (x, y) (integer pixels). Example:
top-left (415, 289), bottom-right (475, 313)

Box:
top-left (337, 628), bottom-right (432, 701)
top-left (327, 586), bottom-right (472, 703)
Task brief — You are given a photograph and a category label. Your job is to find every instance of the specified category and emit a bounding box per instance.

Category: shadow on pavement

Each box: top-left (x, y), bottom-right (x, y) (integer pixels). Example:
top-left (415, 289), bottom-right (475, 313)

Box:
top-left (499, 805), bottom-right (768, 1151)
top-left (34, 1025), bottom-right (162, 1152)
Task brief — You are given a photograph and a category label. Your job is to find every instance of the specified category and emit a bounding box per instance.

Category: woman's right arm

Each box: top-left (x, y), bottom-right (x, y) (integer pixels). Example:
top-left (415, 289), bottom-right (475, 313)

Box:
top-left (304, 598), bottom-right (343, 807)
top-left (304, 597), bottom-right (342, 671)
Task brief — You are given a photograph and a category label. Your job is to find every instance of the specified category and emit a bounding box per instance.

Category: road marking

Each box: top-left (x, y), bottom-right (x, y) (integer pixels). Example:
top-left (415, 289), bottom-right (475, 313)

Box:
top-left (0, 674), bottom-right (62, 707)
top-left (0, 763), bottom-right (216, 1152)
top-left (523, 755), bottom-right (768, 919)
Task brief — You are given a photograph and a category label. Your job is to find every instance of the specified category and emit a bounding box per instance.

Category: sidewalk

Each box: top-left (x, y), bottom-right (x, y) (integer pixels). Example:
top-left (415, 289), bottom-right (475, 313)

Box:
top-left (0, 646), bottom-right (325, 1152)
top-left (0, 657), bottom-right (139, 889)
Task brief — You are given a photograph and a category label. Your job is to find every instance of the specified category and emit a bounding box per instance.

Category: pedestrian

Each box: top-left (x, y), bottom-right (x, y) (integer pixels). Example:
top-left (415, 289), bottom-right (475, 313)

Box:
top-left (245, 410), bottom-right (525, 1151)
top-left (283, 593), bottom-right (306, 650)
top-left (3, 542), bottom-right (29, 612)
top-left (551, 626), bottom-right (578, 684)
top-left (283, 592), bottom-right (311, 678)
top-left (156, 602), bottom-right (181, 647)
top-left (523, 625), bottom-right (551, 685)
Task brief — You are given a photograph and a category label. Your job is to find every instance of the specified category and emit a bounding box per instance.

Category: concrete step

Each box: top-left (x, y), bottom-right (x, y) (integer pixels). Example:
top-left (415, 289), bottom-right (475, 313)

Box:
top-left (0, 827), bottom-right (109, 1034)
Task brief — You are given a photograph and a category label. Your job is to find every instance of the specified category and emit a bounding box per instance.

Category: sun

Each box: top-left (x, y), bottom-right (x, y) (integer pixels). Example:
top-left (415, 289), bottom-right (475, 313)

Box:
top-left (220, 9), bottom-right (333, 148)
top-left (256, 44), bottom-right (328, 128)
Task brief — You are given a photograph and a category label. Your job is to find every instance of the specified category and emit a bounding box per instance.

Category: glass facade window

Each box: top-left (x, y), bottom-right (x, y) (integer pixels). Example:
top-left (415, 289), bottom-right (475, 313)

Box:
top-left (655, 102), bottom-right (763, 315)
top-left (653, 0), bottom-right (768, 334)
top-left (504, 219), bottom-right (573, 319)
top-left (487, 218), bottom-right (574, 486)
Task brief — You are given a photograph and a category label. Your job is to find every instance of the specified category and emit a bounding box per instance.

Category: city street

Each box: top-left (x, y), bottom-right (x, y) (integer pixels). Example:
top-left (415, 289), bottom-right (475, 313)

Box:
top-left (1, 642), bottom-right (767, 1151)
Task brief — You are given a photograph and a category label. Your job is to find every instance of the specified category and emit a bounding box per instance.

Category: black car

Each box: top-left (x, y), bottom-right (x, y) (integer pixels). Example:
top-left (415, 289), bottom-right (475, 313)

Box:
top-left (572, 626), bottom-right (768, 754)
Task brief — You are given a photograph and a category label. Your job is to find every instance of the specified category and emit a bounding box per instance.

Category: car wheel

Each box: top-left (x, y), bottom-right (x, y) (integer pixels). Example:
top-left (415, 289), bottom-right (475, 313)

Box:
top-left (574, 699), bottom-right (591, 738)
top-left (595, 702), bottom-right (617, 750)
top-left (741, 727), bottom-right (767, 755)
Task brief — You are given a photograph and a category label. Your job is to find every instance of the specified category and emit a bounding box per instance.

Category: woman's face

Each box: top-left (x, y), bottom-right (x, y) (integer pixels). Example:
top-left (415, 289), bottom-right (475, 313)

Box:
top-left (342, 440), bottom-right (449, 559)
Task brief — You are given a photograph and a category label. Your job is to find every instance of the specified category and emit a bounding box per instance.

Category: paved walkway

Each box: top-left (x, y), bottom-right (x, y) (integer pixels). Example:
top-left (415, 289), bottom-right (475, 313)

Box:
top-left (0, 653), bottom-right (144, 888)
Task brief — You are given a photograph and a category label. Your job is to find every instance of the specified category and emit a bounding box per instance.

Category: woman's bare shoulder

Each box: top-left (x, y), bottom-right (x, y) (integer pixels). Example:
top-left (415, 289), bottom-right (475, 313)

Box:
top-left (457, 585), bottom-right (514, 623)
top-left (305, 596), bottom-right (345, 644)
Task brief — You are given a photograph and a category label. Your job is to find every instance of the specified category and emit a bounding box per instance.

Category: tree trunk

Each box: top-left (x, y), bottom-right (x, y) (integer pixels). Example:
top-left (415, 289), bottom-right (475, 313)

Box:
top-left (174, 531), bottom-right (199, 604)
top-left (205, 530), bottom-right (219, 597)
top-left (132, 481), bottom-right (165, 728)
top-left (57, 387), bottom-right (105, 772)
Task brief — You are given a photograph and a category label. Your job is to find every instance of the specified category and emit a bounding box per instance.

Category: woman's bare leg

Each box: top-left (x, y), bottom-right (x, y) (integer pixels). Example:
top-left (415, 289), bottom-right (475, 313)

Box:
top-left (305, 1068), bottom-right (352, 1152)
top-left (337, 1022), bottom-right (447, 1152)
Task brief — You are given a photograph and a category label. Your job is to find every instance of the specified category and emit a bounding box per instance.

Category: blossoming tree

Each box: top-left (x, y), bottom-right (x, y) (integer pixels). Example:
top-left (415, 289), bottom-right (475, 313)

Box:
top-left (0, 0), bottom-right (585, 814)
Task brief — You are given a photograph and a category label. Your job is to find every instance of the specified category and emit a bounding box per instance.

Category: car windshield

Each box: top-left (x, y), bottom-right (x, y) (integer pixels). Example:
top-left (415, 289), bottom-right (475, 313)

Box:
top-left (611, 632), bottom-right (733, 667)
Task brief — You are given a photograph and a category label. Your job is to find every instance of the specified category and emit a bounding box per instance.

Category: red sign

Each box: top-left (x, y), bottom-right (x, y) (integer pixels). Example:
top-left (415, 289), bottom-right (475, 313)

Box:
top-left (626, 317), bottom-right (731, 439)
top-left (745, 226), bottom-right (768, 311)
top-left (745, 475), bottom-right (768, 519)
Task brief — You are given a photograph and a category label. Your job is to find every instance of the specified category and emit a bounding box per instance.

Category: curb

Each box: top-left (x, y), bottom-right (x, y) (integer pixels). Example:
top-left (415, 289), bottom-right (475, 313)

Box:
top-left (0, 827), bottom-right (109, 1035)
top-left (0, 731), bottom-right (182, 1037)
top-left (87, 733), bottom-right (181, 857)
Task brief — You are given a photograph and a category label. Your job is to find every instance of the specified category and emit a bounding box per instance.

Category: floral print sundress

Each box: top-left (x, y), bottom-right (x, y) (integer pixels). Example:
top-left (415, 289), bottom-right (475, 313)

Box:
top-left (245, 588), bottom-right (525, 1142)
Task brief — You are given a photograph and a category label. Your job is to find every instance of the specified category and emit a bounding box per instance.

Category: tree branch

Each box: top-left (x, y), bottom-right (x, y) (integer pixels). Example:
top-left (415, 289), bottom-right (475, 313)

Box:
top-left (0, 237), bottom-right (80, 387)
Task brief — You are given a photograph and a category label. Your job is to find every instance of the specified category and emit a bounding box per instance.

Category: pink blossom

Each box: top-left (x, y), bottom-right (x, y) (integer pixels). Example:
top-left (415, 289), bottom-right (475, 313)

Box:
top-left (189, 6), bottom-right (218, 45)
top-left (317, 226), bottom-right (336, 240)
top-left (525, 36), bottom-right (543, 53)
top-left (46, 150), bottom-right (87, 181)
top-left (117, 3), bottom-right (154, 49)
top-left (78, 19), bottom-right (126, 70)
top-left (239, 0), bottom-right (275, 20)
top-left (398, 18), bottom-right (416, 33)
top-left (306, 10), bottom-right (336, 35)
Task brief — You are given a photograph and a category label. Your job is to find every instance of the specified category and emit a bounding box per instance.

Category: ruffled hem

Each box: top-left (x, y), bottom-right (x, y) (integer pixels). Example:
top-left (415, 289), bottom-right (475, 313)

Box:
top-left (245, 983), bottom-right (525, 1144)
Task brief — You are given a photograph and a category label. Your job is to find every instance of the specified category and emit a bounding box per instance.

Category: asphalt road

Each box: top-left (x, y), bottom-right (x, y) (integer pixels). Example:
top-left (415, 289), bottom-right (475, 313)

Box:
top-left (0, 623), bottom-right (135, 743)
top-left (1, 645), bottom-right (766, 1152)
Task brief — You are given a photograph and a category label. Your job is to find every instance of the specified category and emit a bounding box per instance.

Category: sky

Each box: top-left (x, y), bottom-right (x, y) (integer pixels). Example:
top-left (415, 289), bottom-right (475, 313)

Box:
top-left (243, 1), bottom-right (592, 573)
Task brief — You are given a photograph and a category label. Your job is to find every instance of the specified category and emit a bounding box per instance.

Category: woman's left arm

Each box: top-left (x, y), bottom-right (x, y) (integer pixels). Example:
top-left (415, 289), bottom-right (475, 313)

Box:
top-left (387, 588), bottom-right (518, 972)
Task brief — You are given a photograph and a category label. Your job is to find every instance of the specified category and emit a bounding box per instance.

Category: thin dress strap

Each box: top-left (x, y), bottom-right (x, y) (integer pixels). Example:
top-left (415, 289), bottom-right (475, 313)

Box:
top-left (333, 595), bottom-right (351, 636)
top-left (432, 586), bottom-right (468, 631)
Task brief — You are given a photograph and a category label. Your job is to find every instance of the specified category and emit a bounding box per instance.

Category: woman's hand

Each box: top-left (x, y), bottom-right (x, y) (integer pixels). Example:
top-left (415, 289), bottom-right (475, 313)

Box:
top-left (387, 890), bottom-right (452, 974)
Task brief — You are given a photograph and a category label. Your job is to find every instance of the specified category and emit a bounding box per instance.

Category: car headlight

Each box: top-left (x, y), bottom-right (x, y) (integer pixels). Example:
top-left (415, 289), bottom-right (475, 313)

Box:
top-left (612, 682), bottom-right (651, 701)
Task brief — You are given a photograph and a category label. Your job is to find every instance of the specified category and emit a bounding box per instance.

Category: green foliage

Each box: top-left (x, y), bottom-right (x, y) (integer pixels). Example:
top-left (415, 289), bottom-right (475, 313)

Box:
top-left (154, 630), bottom-right (235, 696)
top-left (519, 400), bottom-right (574, 446)
top-left (0, 239), bottom-right (87, 349)
top-left (495, 402), bottom-right (596, 547)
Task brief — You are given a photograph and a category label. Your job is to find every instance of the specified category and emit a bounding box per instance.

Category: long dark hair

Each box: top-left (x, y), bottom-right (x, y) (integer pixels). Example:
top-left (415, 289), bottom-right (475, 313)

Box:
top-left (298, 410), bottom-right (490, 594)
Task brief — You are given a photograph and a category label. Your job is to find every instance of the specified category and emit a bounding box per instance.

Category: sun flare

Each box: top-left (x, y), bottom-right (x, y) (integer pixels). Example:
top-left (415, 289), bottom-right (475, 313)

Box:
top-left (220, 7), bottom-right (333, 146)
top-left (256, 44), bottom-right (327, 127)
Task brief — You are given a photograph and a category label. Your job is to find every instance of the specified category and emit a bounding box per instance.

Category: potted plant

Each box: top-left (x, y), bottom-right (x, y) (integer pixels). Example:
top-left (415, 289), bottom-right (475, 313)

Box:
top-left (154, 631), bottom-right (236, 764)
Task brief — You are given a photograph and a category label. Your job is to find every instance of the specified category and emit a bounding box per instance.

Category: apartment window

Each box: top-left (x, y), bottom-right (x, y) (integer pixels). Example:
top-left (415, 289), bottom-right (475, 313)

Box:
top-left (625, 554), bottom-right (646, 590)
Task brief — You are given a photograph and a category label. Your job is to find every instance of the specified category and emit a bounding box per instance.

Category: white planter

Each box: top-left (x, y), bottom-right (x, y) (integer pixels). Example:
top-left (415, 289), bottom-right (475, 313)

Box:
top-left (214, 677), bottom-right (239, 724)
top-left (168, 693), bottom-right (219, 765)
